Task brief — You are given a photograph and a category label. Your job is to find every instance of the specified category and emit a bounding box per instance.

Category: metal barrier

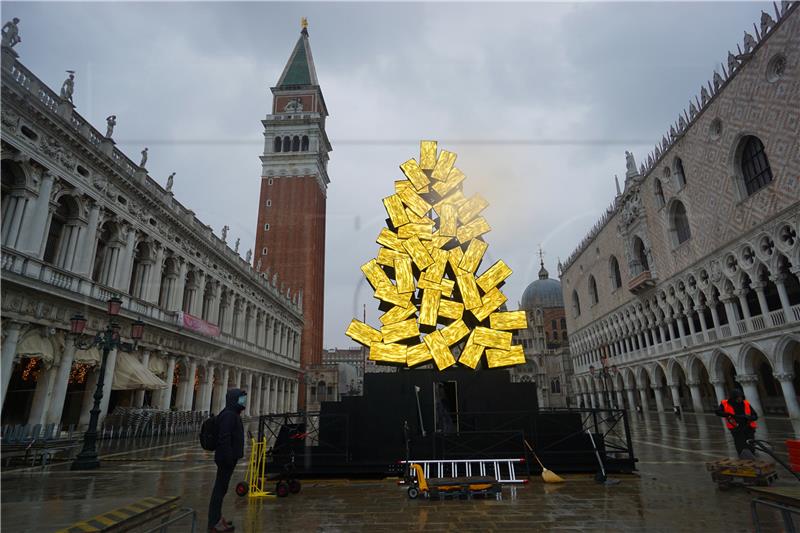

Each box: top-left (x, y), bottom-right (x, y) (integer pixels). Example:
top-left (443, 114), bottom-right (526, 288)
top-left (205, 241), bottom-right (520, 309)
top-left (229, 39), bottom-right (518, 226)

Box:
top-left (400, 458), bottom-right (527, 484)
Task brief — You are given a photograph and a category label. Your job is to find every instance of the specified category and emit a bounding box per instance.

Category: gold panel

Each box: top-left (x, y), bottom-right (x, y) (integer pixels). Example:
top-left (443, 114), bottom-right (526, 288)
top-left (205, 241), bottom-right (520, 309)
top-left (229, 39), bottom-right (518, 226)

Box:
top-left (383, 195), bottom-right (409, 228)
top-left (398, 186), bottom-right (433, 218)
top-left (422, 249), bottom-right (448, 284)
top-left (431, 150), bottom-right (457, 181)
top-left (423, 331), bottom-right (456, 370)
top-left (459, 331), bottom-right (484, 369)
top-left (418, 277), bottom-right (454, 298)
top-left (398, 223), bottom-right (433, 241)
top-left (440, 319), bottom-right (469, 346)
top-left (489, 311), bottom-right (528, 331)
top-left (395, 179), bottom-right (429, 195)
top-left (419, 140), bottom-right (438, 170)
top-left (419, 288), bottom-right (441, 326)
top-left (438, 204), bottom-right (458, 238)
top-left (471, 287), bottom-right (507, 322)
top-left (406, 342), bottom-right (433, 367)
top-left (381, 318), bottom-right (420, 344)
top-left (456, 217), bottom-right (491, 244)
top-left (375, 284), bottom-right (412, 307)
top-left (376, 247), bottom-right (407, 267)
top-left (486, 345), bottom-right (526, 368)
top-left (376, 228), bottom-right (405, 252)
top-left (405, 209), bottom-right (435, 226)
top-left (345, 319), bottom-right (382, 346)
top-left (394, 256), bottom-right (415, 294)
top-left (369, 342), bottom-right (407, 364)
top-left (438, 299), bottom-right (464, 320)
top-left (433, 190), bottom-right (467, 212)
top-left (459, 239), bottom-right (488, 274)
top-left (379, 303), bottom-right (417, 325)
top-left (361, 259), bottom-right (391, 290)
top-left (457, 194), bottom-right (489, 224)
top-left (473, 326), bottom-right (512, 350)
top-left (402, 236), bottom-right (434, 269)
top-left (456, 271), bottom-right (482, 310)
top-left (432, 167), bottom-right (466, 197)
top-left (476, 260), bottom-right (512, 292)
top-left (399, 159), bottom-right (430, 191)
top-left (429, 233), bottom-right (453, 250)
top-left (448, 247), bottom-right (464, 272)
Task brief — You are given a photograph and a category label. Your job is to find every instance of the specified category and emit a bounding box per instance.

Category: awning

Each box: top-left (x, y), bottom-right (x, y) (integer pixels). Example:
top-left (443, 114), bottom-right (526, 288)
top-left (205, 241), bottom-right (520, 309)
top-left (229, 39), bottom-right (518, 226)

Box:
top-left (74, 346), bottom-right (101, 365)
top-left (112, 352), bottom-right (168, 391)
top-left (148, 355), bottom-right (168, 379)
top-left (15, 331), bottom-right (58, 366)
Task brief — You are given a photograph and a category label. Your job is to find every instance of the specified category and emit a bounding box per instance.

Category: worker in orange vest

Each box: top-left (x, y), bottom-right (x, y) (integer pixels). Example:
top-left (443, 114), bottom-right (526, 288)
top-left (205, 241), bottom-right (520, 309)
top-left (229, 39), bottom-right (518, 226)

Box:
top-left (715, 388), bottom-right (758, 458)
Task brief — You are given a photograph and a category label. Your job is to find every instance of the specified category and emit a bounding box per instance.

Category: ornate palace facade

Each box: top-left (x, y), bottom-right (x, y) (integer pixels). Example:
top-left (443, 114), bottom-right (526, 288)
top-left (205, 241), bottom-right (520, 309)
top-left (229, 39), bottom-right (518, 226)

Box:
top-left (561, 4), bottom-right (800, 418)
top-left (1, 30), bottom-right (302, 428)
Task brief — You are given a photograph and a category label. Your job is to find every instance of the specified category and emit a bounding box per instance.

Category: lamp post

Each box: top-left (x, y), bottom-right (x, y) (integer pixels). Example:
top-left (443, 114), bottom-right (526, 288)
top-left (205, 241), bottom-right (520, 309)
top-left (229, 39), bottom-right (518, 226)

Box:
top-left (589, 358), bottom-right (618, 409)
top-left (70, 297), bottom-right (145, 470)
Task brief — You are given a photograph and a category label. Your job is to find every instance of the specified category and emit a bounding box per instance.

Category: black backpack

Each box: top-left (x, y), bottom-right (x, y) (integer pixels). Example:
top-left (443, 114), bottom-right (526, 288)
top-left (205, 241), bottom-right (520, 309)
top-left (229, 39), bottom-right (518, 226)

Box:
top-left (200, 415), bottom-right (218, 451)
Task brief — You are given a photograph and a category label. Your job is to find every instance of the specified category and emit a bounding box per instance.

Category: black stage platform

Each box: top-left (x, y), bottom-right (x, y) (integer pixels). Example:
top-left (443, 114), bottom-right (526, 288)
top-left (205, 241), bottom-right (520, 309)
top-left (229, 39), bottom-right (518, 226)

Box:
top-left (259, 368), bottom-right (636, 476)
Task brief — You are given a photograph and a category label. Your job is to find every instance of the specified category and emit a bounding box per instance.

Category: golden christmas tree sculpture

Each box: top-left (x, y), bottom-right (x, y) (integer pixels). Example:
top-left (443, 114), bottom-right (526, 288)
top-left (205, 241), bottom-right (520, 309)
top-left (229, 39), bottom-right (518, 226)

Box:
top-left (345, 141), bottom-right (527, 371)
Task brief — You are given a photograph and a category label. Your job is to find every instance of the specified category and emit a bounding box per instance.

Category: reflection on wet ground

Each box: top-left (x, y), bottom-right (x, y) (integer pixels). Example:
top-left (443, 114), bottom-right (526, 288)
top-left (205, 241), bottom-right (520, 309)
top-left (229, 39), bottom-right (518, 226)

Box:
top-left (2, 413), bottom-right (799, 531)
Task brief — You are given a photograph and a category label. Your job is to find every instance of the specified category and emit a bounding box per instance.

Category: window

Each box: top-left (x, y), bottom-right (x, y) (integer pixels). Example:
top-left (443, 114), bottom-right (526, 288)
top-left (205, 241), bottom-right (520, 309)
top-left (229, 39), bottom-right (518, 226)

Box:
top-left (634, 237), bottom-right (649, 272)
top-left (572, 291), bottom-right (581, 317)
top-left (670, 200), bottom-right (691, 245)
top-left (739, 136), bottom-right (773, 197)
top-left (282, 136), bottom-right (290, 152)
top-left (609, 256), bottom-right (622, 289)
top-left (552, 331), bottom-right (558, 341)
top-left (551, 319), bottom-right (557, 330)
top-left (560, 318), bottom-right (566, 329)
top-left (654, 178), bottom-right (665, 208)
top-left (264, 223), bottom-right (270, 231)
top-left (588, 276), bottom-right (598, 305)
top-left (301, 135), bottom-right (309, 151)
top-left (562, 331), bottom-right (568, 341)
top-left (268, 178), bottom-right (274, 185)
top-left (262, 247), bottom-right (267, 255)
top-left (266, 199), bottom-right (272, 207)
top-left (273, 137), bottom-right (281, 152)
top-left (292, 136), bottom-right (300, 152)
top-left (674, 157), bottom-right (686, 189)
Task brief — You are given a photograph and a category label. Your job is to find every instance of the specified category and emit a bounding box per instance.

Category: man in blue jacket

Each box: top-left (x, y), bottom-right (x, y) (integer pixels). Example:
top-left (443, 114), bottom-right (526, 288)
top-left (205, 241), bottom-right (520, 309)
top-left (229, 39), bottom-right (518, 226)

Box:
top-left (208, 388), bottom-right (246, 532)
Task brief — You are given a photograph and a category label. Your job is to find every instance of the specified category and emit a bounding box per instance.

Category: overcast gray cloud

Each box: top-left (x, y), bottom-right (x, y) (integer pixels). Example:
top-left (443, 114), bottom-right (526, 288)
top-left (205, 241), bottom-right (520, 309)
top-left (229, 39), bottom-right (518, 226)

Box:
top-left (4, 1), bottom-right (771, 348)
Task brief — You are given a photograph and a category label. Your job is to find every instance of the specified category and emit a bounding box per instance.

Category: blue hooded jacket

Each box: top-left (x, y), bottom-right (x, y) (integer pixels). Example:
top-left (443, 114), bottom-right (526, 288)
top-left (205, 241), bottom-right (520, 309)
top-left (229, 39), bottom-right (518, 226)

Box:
top-left (214, 388), bottom-right (245, 467)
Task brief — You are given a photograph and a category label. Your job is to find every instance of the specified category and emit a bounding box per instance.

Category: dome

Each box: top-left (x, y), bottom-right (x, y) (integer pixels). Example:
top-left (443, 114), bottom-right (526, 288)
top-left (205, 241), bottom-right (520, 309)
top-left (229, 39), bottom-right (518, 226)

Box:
top-left (520, 263), bottom-right (564, 310)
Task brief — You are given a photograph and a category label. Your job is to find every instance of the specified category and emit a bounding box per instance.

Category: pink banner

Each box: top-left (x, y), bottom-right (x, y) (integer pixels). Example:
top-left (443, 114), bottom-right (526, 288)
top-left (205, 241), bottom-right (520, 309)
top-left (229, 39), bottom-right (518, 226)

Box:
top-left (178, 312), bottom-right (221, 337)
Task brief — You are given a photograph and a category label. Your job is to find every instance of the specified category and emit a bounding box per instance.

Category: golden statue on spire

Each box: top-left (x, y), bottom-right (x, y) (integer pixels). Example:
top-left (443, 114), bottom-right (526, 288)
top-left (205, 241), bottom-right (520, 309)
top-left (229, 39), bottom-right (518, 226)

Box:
top-left (301, 17), bottom-right (308, 30)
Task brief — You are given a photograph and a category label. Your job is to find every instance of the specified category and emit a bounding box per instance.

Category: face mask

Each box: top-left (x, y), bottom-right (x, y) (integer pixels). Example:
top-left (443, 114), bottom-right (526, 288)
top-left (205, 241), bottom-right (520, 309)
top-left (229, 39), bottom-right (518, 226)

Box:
top-left (237, 395), bottom-right (247, 407)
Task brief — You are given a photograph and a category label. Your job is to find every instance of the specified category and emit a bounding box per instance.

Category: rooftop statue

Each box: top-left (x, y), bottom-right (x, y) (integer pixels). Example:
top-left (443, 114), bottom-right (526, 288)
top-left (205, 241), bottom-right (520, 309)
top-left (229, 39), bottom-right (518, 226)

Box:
top-left (234, 238), bottom-right (240, 253)
top-left (60, 71), bottom-right (75, 103)
top-left (625, 151), bottom-right (637, 177)
top-left (761, 11), bottom-right (775, 34)
top-left (105, 115), bottom-right (116, 138)
top-left (1, 17), bottom-right (21, 50)
top-left (221, 225), bottom-right (229, 242)
top-left (165, 172), bottom-right (175, 193)
top-left (727, 51), bottom-right (739, 73)
top-left (246, 249), bottom-right (252, 263)
top-left (743, 31), bottom-right (757, 54)
top-left (139, 147), bottom-right (148, 168)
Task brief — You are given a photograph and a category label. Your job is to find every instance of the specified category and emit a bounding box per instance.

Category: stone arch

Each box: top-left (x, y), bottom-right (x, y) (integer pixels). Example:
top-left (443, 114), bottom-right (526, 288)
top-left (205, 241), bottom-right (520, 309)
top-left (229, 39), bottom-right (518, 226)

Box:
top-left (43, 193), bottom-right (83, 267)
top-left (739, 343), bottom-right (784, 415)
top-left (622, 367), bottom-right (636, 390)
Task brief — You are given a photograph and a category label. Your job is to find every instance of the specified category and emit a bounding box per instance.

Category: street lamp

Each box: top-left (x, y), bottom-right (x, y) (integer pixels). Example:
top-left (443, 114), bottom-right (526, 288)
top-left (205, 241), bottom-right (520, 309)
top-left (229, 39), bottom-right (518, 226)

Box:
top-left (70, 297), bottom-right (145, 470)
top-left (589, 358), bottom-right (618, 409)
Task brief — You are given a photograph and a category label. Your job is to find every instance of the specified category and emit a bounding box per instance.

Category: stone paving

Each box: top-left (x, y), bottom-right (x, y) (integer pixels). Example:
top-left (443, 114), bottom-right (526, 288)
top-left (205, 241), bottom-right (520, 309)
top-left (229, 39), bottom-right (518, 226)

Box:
top-left (3, 412), bottom-right (800, 532)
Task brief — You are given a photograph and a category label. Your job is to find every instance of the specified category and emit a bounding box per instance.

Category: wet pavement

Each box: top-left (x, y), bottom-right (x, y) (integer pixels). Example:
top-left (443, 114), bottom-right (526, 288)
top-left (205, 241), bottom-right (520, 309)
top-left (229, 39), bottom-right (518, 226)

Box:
top-left (3, 412), bottom-right (800, 532)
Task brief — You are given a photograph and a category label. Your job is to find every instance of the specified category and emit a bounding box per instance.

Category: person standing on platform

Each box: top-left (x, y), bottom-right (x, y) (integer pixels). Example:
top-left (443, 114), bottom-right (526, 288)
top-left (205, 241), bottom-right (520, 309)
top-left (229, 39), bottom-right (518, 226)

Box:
top-left (715, 388), bottom-right (758, 458)
top-left (208, 388), bottom-right (246, 533)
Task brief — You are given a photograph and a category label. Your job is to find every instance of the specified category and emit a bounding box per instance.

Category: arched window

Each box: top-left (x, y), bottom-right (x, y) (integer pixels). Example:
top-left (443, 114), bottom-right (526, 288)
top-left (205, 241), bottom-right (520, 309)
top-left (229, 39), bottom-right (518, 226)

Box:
top-left (674, 157), bottom-right (686, 189)
top-left (633, 237), bottom-right (649, 272)
top-left (128, 241), bottom-right (152, 299)
top-left (201, 280), bottom-right (215, 321)
top-left (317, 380), bottom-right (327, 402)
top-left (560, 317), bottom-right (566, 329)
top-left (43, 196), bottom-right (79, 266)
top-left (562, 331), bottom-right (568, 342)
top-left (609, 255), bottom-right (622, 289)
top-left (551, 319), bottom-right (557, 330)
top-left (301, 135), bottom-right (309, 151)
top-left (654, 178), bottom-right (665, 208)
top-left (552, 330), bottom-right (558, 341)
top-left (670, 200), bottom-right (692, 245)
top-left (588, 276), bottom-right (598, 305)
top-left (273, 137), bottom-right (282, 153)
top-left (291, 136), bottom-right (300, 152)
top-left (572, 291), bottom-right (581, 317)
top-left (739, 136), bottom-right (773, 196)
top-left (158, 257), bottom-right (178, 308)
top-left (282, 136), bottom-right (290, 152)
top-left (92, 221), bottom-right (120, 285)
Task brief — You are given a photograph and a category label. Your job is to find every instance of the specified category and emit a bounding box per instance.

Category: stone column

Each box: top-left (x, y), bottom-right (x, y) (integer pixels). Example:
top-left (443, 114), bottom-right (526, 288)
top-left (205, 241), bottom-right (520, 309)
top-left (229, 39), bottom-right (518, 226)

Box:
top-left (696, 305), bottom-right (710, 340)
top-left (669, 384), bottom-right (681, 409)
top-left (98, 348), bottom-right (118, 423)
top-left (27, 364), bottom-right (58, 426)
top-left (47, 341), bottom-right (77, 425)
top-left (687, 381), bottom-right (704, 413)
top-left (170, 260), bottom-right (188, 312)
top-left (776, 373), bottom-right (800, 420)
top-left (244, 372), bottom-right (253, 416)
top-left (710, 304), bottom-right (721, 332)
top-left (736, 290), bottom-right (752, 321)
top-left (17, 171), bottom-right (55, 257)
top-left (1, 321), bottom-right (23, 406)
top-left (773, 275), bottom-right (794, 321)
top-left (1, 192), bottom-right (29, 248)
top-left (113, 226), bottom-right (137, 291)
top-left (74, 203), bottom-right (101, 276)
top-left (133, 350), bottom-right (150, 408)
top-left (217, 367), bottom-right (230, 413)
top-left (675, 317), bottom-right (687, 342)
top-left (191, 271), bottom-right (206, 317)
top-left (723, 298), bottom-right (740, 334)
top-left (201, 366), bottom-right (214, 414)
top-left (653, 386), bottom-right (666, 412)
top-left (687, 311), bottom-right (697, 337)
top-left (253, 374), bottom-right (263, 417)
top-left (272, 378), bottom-right (280, 413)
top-left (160, 355), bottom-right (177, 410)
top-left (638, 387), bottom-right (650, 412)
top-left (711, 379), bottom-right (727, 405)
top-left (292, 381), bottom-right (299, 411)
top-left (626, 388), bottom-right (637, 411)
top-left (146, 244), bottom-right (165, 304)
top-left (752, 283), bottom-right (770, 317)
top-left (184, 359), bottom-right (198, 411)
top-left (79, 369), bottom-right (99, 427)
top-left (737, 374), bottom-right (764, 417)
top-left (615, 389), bottom-right (625, 410)
top-left (234, 369), bottom-right (242, 389)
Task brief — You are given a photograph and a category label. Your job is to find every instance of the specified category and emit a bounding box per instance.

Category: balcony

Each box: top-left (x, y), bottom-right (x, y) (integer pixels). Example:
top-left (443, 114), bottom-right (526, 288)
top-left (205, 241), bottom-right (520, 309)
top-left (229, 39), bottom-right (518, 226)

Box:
top-left (627, 270), bottom-right (656, 293)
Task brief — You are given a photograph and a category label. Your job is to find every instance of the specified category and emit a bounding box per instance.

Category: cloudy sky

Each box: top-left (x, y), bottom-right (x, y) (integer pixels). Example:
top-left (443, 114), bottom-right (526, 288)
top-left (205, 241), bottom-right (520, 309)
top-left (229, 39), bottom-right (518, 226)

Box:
top-left (5, 1), bottom-right (772, 348)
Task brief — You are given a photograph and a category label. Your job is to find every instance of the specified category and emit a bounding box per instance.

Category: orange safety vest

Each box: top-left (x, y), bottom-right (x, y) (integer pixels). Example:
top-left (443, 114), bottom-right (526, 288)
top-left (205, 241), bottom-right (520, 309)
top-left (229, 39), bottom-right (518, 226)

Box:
top-left (721, 399), bottom-right (757, 430)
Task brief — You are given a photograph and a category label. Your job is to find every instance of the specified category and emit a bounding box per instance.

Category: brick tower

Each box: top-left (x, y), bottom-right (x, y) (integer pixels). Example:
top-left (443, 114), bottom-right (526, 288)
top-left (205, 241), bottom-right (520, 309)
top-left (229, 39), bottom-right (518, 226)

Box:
top-left (254, 22), bottom-right (331, 401)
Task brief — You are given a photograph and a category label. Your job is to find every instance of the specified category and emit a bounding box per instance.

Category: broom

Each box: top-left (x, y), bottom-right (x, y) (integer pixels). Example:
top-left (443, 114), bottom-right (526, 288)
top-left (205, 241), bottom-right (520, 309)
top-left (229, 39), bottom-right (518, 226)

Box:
top-left (524, 439), bottom-right (565, 483)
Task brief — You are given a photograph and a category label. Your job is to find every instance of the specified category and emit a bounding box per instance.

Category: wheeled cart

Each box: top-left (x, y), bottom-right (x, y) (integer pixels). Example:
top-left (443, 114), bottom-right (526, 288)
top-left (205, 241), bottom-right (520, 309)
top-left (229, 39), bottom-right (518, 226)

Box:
top-left (406, 463), bottom-right (501, 500)
top-left (706, 458), bottom-right (778, 490)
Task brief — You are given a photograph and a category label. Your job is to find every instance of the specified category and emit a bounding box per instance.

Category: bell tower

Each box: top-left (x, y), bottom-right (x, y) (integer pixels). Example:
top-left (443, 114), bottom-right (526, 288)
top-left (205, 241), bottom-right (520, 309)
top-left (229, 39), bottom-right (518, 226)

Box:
top-left (254, 20), bottom-right (331, 384)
